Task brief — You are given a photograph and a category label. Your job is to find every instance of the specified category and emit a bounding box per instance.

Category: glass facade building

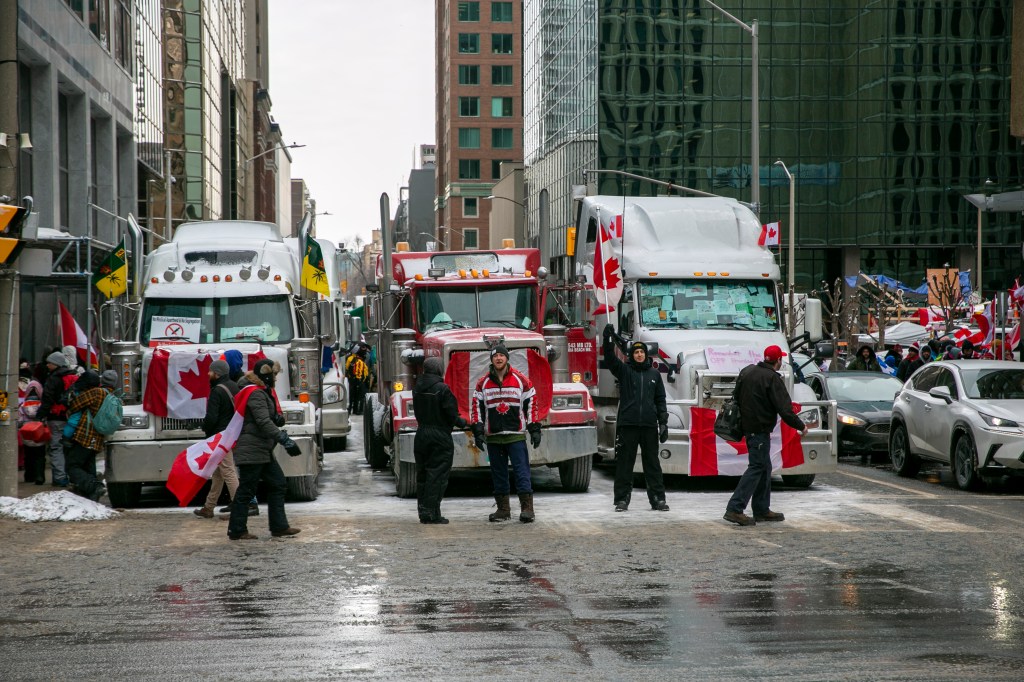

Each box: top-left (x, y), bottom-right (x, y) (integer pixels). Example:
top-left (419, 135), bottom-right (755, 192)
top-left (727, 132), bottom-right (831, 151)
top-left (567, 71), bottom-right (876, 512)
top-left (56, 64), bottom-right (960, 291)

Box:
top-left (524, 1), bottom-right (1022, 293)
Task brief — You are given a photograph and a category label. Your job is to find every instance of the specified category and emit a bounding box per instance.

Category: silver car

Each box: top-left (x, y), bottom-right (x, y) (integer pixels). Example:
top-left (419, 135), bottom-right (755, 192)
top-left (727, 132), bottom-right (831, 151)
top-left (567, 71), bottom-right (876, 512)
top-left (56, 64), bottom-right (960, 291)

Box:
top-left (890, 360), bottom-right (1024, 489)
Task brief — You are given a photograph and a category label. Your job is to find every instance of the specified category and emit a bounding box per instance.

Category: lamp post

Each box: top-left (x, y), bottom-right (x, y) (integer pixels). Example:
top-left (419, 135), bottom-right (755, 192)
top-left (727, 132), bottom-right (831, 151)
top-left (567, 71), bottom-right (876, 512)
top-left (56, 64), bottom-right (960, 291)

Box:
top-left (241, 142), bottom-right (305, 220)
top-left (704, 0), bottom-right (759, 213)
top-left (774, 160), bottom-right (795, 336)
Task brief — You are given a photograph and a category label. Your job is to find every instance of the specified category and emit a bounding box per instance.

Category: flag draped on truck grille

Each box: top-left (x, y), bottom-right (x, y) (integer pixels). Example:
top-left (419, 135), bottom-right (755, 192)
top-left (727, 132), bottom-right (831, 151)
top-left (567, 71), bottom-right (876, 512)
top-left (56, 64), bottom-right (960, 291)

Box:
top-left (688, 405), bottom-right (804, 475)
top-left (166, 385), bottom-right (259, 506)
top-left (143, 348), bottom-right (266, 418)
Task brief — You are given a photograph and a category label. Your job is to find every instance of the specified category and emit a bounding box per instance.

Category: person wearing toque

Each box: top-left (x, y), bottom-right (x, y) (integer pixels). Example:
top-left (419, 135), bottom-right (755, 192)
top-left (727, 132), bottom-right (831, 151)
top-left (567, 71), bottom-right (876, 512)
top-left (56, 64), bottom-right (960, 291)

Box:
top-left (412, 357), bottom-right (468, 524)
top-left (723, 345), bottom-right (807, 527)
top-left (227, 358), bottom-right (302, 540)
top-left (471, 344), bottom-right (543, 523)
top-left (602, 325), bottom-right (670, 513)
top-left (38, 350), bottom-right (77, 487)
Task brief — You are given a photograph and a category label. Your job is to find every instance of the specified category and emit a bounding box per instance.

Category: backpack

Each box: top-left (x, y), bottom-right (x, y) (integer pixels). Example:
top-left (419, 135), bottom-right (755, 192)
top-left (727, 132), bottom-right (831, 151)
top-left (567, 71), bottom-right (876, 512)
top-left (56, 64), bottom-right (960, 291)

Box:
top-left (90, 390), bottom-right (124, 436)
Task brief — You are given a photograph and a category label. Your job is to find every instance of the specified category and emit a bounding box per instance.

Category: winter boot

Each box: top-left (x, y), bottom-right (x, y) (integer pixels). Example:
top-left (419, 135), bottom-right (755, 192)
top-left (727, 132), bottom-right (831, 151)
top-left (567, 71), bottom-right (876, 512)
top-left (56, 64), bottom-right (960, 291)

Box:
top-left (518, 493), bottom-right (535, 523)
top-left (488, 494), bottom-right (511, 522)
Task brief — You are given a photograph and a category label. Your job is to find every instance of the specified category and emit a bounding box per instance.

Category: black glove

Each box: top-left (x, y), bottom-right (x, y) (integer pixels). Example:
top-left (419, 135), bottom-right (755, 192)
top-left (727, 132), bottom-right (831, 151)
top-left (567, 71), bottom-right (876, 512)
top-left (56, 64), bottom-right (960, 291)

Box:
top-left (276, 430), bottom-right (290, 445)
top-left (272, 412), bottom-right (286, 427)
top-left (528, 423), bottom-right (542, 449)
top-left (659, 423), bottom-right (669, 444)
top-left (471, 422), bottom-right (486, 450)
top-left (603, 324), bottom-right (615, 344)
top-left (454, 416), bottom-right (468, 431)
top-left (283, 437), bottom-right (302, 457)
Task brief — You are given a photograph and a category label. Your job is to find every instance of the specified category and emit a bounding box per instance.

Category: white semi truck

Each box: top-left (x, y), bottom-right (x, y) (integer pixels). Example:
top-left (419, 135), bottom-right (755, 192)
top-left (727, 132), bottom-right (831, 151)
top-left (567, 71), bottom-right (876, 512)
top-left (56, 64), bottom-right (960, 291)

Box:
top-left (98, 216), bottom-right (350, 507)
top-left (568, 193), bottom-right (838, 486)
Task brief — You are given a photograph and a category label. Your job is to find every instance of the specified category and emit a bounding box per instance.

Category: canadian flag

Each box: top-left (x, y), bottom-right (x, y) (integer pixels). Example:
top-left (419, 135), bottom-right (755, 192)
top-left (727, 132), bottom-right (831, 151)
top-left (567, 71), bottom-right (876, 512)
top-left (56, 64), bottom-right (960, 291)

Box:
top-left (758, 221), bottom-right (780, 247)
top-left (143, 348), bottom-right (266, 418)
top-left (688, 405), bottom-right (804, 476)
top-left (590, 214), bottom-right (623, 315)
top-left (916, 307), bottom-right (945, 328)
top-left (1007, 322), bottom-right (1020, 353)
top-left (444, 347), bottom-right (551, 422)
top-left (58, 301), bottom-right (99, 368)
top-left (972, 298), bottom-right (996, 347)
top-left (166, 385), bottom-right (259, 506)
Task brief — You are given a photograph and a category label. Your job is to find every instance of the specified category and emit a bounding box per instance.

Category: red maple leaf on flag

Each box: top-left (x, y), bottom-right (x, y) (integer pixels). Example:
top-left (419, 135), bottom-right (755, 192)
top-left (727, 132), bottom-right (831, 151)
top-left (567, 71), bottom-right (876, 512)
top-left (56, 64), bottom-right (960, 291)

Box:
top-left (600, 255), bottom-right (621, 291)
top-left (768, 225), bottom-right (778, 240)
top-left (179, 354), bottom-right (214, 401)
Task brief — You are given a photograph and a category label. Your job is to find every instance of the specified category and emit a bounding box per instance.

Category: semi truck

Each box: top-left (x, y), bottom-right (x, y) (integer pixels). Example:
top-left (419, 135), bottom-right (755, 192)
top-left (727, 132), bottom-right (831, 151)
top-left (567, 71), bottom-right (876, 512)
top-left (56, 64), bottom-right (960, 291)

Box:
top-left (98, 216), bottom-right (350, 507)
top-left (565, 193), bottom-right (838, 486)
top-left (361, 243), bottom-right (597, 497)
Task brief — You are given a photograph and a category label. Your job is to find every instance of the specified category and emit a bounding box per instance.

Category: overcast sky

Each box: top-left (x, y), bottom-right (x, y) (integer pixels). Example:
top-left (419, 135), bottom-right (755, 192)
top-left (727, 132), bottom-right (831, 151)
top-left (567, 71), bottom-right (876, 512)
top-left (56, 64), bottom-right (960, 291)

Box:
top-left (268, 1), bottom-right (435, 248)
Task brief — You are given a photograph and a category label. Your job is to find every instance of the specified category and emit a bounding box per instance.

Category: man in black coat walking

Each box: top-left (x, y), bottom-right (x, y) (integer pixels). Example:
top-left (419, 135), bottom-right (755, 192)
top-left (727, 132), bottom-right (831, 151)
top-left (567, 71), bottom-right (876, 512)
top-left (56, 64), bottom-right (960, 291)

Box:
top-left (603, 325), bottom-right (670, 512)
top-left (724, 345), bottom-right (808, 526)
top-left (412, 357), bottom-right (467, 524)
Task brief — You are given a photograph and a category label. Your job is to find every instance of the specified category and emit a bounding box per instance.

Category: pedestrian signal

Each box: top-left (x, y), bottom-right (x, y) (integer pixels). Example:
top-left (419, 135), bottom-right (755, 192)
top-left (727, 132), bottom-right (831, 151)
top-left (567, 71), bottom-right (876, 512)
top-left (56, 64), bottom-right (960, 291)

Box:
top-left (0, 204), bottom-right (29, 267)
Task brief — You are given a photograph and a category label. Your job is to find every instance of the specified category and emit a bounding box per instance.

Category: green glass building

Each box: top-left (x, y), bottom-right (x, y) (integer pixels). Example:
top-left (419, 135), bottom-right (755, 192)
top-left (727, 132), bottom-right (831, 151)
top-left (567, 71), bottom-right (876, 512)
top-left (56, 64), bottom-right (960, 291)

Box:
top-left (525, 0), bottom-right (1021, 295)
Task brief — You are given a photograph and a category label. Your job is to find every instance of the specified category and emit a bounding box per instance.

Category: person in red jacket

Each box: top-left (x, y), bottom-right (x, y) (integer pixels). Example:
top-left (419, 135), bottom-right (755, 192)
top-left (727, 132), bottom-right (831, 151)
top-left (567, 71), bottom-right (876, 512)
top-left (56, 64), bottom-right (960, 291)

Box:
top-left (471, 345), bottom-right (542, 523)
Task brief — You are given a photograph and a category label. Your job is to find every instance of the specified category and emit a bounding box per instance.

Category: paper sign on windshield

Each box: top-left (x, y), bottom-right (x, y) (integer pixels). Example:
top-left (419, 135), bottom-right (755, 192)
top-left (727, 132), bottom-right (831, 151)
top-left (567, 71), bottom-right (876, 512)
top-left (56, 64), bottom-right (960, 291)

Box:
top-left (152, 316), bottom-right (201, 344)
top-left (705, 347), bottom-right (764, 373)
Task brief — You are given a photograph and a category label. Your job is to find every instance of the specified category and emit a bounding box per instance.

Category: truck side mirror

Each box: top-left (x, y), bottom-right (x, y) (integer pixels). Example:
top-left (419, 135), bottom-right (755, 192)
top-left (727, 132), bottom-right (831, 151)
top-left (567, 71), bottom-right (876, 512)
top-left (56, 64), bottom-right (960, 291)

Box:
top-left (318, 300), bottom-right (338, 345)
top-left (804, 297), bottom-right (823, 342)
top-left (99, 301), bottom-right (122, 344)
top-left (619, 302), bottom-right (634, 336)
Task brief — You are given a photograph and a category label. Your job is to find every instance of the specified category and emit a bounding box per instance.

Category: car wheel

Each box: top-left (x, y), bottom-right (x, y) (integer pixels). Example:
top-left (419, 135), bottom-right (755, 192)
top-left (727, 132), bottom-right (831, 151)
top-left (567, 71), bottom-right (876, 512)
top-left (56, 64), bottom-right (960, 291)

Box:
top-left (889, 423), bottom-right (921, 478)
top-left (952, 431), bottom-right (983, 491)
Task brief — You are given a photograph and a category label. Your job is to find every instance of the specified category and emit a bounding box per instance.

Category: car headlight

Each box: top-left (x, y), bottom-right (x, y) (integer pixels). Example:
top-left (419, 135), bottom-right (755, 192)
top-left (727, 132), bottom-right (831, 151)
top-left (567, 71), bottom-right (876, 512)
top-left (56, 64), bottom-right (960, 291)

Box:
top-left (120, 414), bottom-right (150, 429)
top-left (837, 411), bottom-right (866, 426)
top-left (980, 412), bottom-right (1019, 428)
top-left (797, 408), bottom-right (820, 429)
top-left (285, 410), bottom-right (305, 425)
top-left (551, 394), bottom-right (584, 410)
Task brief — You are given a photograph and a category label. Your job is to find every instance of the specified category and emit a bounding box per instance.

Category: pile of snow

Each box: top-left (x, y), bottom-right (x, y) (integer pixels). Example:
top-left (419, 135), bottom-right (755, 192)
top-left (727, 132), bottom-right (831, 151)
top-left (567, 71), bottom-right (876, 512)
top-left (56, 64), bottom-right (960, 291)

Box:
top-left (0, 491), bottom-right (119, 522)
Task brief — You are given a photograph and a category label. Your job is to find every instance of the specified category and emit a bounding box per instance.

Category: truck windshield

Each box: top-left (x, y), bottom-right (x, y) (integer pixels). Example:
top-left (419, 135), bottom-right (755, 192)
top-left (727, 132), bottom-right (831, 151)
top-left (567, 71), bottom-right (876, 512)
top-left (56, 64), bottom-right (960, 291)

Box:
top-left (140, 295), bottom-right (294, 345)
top-left (417, 285), bottom-right (536, 332)
top-left (637, 279), bottom-right (779, 331)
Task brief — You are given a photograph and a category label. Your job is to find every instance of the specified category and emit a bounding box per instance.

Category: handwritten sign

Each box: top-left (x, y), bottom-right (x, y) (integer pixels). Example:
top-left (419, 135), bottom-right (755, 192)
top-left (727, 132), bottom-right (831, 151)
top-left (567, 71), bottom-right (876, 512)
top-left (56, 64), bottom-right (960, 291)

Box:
top-left (705, 347), bottom-right (764, 373)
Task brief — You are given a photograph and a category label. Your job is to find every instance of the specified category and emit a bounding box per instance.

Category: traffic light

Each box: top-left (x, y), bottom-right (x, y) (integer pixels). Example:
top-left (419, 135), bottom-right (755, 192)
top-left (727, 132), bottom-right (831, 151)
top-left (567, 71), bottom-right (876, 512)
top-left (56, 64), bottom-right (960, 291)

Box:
top-left (0, 203), bottom-right (29, 267)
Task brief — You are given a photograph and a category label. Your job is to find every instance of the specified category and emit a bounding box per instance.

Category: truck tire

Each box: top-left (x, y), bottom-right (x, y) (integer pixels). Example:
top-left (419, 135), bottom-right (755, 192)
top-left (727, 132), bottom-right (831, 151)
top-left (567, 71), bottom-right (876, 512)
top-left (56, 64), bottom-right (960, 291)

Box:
top-left (106, 482), bottom-right (142, 508)
top-left (286, 474), bottom-right (319, 501)
top-left (781, 474), bottom-right (815, 488)
top-left (324, 436), bottom-right (347, 452)
top-left (395, 459), bottom-right (417, 498)
top-left (363, 396), bottom-right (389, 470)
top-left (558, 455), bottom-right (592, 492)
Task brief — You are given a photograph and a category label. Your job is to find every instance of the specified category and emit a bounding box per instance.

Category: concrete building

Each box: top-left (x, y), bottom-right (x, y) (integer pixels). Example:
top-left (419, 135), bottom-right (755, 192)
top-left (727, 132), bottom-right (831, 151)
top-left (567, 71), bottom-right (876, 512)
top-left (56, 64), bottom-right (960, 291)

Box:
top-left (488, 161), bottom-right (524, 248)
top-left (393, 144), bottom-right (437, 252)
top-left (435, 0), bottom-right (523, 251)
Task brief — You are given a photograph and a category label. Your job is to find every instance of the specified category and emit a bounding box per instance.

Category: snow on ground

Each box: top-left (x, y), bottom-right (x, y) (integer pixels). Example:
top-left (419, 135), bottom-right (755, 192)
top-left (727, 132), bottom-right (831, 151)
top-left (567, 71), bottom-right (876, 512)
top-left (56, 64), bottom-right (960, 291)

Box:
top-left (0, 491), bottom-right (120, 523)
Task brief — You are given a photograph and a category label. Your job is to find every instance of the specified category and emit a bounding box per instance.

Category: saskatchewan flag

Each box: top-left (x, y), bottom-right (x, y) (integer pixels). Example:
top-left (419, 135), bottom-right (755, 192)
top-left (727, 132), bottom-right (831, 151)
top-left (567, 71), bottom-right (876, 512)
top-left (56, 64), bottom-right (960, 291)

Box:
top-left (301, 234), bottom-right (330, 297)
top-left (92, 238), bottom-right (128, 298)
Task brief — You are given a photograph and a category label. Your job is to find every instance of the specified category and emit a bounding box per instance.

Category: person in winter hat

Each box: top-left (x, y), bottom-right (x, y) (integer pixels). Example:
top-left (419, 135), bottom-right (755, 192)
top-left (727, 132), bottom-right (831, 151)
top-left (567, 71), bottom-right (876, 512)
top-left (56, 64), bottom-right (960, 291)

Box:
top-left (64, 370), bottom-right (111, 502)
top-left (18, 366), bottom-right (46, 484)
top-left (897, 343), bottom-right (923, 382)
top-left (471, 344), bottom-right (542, 523)
top-left (412, 357), bottom-right (468, 524)
top-left (847, 344), bottom-right (882, 372)
top-left (193, 359), bottom-right (251, 519)
top-left (62, 345), bottom-right (85, 375)
top-left (602, 325), bottom-right (670, 512)
top-left (37, 351), bottom-right (76, 486)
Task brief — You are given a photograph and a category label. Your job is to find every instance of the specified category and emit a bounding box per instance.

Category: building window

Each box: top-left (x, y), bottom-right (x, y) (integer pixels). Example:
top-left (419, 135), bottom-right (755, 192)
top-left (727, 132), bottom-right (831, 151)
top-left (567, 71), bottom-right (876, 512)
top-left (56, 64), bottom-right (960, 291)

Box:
top-left (458, 128), bottom-right (480, 148)
top-left (491, 65), bottom-right (513, 86)
top-left (491, 97), bottom-right (514, 117)
top-left (463, 228), bottom-right (479, 250)
top-left (457, 1), bottom-right (479, 21)
top-left (492, 160), bottom-right (513, 180)
top-left (113, 0), bottom-right (132, 69)
top-left (492, 34), bottom-right (514, 54)
top-left (459, 159), bottom-right (480, 179)
top-left (89, 0), bottom-right (109, 48)
top-left (458, 96), bottom-right (480, 117)
top-left (491, 2), bottom-right (513, 22)
top-left (458, 33), bottom-right (479, 53)
top-left (492, 128), bottom-right (514, 149)
top-left (458, 64), bottom-right (479, 85)
top-left (464, 197), bottom-right (478, 217)
top-left (58, 93), bottom-right (70, 230)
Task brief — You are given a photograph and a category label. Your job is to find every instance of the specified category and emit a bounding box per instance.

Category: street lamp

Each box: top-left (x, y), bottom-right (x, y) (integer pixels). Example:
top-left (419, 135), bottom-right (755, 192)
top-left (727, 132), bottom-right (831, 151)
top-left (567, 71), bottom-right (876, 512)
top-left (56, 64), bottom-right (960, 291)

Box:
top-left (485, 194), bottom-right (525, 208)
top-left (963, 178), bottom-right (997, 294)
top-left (241, 142), bottom-right (305, 219)
top-left (704, 0), bottom-right (760, 213)
top-left (774, 160), bottom-right (795, 336)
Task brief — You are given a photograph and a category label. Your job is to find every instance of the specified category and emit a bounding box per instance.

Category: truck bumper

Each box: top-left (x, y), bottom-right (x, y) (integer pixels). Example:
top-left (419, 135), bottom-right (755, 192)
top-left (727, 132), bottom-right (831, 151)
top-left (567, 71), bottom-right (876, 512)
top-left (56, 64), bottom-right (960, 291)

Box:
top-left (105, 437), bottom-right (319, 483)
top-left (394, 426), bottom-right (596, 468)
top-left (321, 404), bottom-right (351, 439)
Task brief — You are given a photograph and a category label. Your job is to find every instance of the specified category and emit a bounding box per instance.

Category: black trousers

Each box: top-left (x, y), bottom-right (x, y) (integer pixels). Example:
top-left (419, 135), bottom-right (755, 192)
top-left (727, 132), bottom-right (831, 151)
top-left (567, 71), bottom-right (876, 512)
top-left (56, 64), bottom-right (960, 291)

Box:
top-left (23, 444), bottom-right (46, 483)
top-left (228, 458), bottom-right (289, 537)
top-left (349, 381), bottom-right (366, 415)
top-left (414, 426), bottom-right (454, 521)
top-left (613, 425), bottom-right (666, 508)
top-left (65, 443), bottom-right (101, 499)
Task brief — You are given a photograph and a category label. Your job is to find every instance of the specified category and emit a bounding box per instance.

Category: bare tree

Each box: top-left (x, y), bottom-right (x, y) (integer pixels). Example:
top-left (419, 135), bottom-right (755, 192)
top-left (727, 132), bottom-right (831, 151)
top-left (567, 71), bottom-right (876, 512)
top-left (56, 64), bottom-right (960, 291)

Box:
top-left (926, 265), bottom-right (966, 337)
top-left (812, 278), bottom-right (861, 365)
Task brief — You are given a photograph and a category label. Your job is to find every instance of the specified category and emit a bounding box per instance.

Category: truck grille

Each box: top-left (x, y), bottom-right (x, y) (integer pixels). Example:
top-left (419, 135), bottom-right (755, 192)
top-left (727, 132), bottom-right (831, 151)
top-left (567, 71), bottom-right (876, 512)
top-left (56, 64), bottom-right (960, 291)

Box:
top-left (866, 423), bottom-right (890, 435)
top-left (160, 417), bottom-right (204, 433)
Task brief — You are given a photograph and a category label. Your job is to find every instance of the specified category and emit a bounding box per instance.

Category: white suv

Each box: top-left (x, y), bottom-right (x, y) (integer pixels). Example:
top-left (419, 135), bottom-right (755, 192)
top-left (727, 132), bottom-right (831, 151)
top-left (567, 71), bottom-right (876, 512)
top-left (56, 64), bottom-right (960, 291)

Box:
top-left (889, 360), bottom-right (1024, 489)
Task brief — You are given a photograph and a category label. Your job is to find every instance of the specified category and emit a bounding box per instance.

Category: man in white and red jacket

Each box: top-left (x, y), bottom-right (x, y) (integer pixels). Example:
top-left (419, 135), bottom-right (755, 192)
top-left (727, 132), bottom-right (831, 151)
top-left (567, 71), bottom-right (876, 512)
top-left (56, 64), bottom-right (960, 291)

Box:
top-left (471, 344), bottom-right (542, 523)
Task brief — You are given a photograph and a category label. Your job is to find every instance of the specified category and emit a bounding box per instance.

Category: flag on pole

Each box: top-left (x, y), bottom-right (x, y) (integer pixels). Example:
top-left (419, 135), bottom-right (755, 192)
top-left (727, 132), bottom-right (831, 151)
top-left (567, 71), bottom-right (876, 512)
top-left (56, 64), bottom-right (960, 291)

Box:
top-left (688, 405), bottom-right (804, 475)
top-left (92, 238), bottom-right (128, 299)
top-left (758, 221), bottom-right (780, 247)
top-left (58, 301), bottom-right (98, 368)
top-left (166, 385), bottom-right (259, 506)
top-left (972, 298), bottom-right (996, 347)
top-left (301, 234), bottom-right (330, 297)
top-left (591, 214), bottom-right (623, 315)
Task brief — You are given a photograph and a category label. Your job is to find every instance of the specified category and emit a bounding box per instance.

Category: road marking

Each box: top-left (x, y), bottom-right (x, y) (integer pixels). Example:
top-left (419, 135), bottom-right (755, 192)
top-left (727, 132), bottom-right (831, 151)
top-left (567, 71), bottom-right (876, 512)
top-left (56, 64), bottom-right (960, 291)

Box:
top-left (756, 538), bottom-right (782, 548)
top-left (877, 578), bottom-right (932, 594)
top-left (836, 469), bottom-right (939, 498)
top-left (807, 556), bottom-right (845, 568)
top-left (850, 503), bottom-right (984, 532)
top-left (952, 504), bottom-right (1024, 525)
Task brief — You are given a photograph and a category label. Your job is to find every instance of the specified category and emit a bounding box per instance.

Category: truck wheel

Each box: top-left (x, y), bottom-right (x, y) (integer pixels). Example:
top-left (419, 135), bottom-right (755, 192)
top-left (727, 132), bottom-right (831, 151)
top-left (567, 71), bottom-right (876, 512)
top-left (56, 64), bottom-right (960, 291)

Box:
top-left (286, 474), bottom-right (319, 501)
top-left (106, 482), bottom-right (142, 508)
top-left (324, 436), bottom-right (347, 452)
top-left (395, 460), bottom-right (417, 498)
top-left (781, 474), bottom-right (815, 488)
top-left (558, 455), bottom-right (592, 492)
top-left (363, 396), bottom-right (389, 469)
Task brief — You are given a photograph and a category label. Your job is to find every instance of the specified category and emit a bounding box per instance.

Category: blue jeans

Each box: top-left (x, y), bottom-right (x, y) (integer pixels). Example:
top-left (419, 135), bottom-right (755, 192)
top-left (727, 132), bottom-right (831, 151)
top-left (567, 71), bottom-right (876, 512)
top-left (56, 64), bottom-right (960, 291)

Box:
top-left (727, 432), bottom-right (772, 515)
top-left (488, 439), bottom-right (532, 495)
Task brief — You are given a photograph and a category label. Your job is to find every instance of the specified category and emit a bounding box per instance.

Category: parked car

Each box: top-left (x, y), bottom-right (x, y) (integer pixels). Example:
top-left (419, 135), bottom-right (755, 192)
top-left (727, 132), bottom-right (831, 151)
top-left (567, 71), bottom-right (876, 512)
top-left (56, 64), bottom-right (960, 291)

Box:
top-left (803, 371), bottom-right (904, 460)
top-left (889, 360), bottom-right (1024, 489)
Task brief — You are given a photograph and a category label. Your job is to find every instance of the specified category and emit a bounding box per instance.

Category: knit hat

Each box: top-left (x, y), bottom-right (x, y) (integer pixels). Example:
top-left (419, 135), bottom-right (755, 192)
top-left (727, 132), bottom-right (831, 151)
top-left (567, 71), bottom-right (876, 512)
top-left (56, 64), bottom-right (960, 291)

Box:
top-left (223, 350), bottom-right (244, 376)
top-left (908, 342), bottom-right (920, 354)
top-left (209, 360), bottom-right (230, 377)
top-left (62, 345), bottom-right (79, 368)
top-left (46, 351), bottom-right (68, 368)
top-left (423, 357), bottom-right (444, 377)
top-left (100, 370), bottom-right (118, 388)
top-left (490, 344), bottom-right (509, 360)
top-left (630, 341), bottom-right (649, 356)
top-left (254, 358), bottom-right (279, 387)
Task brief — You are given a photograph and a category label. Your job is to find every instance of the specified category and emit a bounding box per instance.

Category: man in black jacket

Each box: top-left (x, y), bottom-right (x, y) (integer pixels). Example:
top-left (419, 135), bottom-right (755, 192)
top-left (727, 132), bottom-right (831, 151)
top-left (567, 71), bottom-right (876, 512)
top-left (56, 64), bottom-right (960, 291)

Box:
top-left (194, 360), bottom-right (249, 519)
top-left (412, 357), bottom-right (468, 524)
top-left (603, 325), bottom-right (670, 512)
top-left (724, 345), bottom-right (808, 526)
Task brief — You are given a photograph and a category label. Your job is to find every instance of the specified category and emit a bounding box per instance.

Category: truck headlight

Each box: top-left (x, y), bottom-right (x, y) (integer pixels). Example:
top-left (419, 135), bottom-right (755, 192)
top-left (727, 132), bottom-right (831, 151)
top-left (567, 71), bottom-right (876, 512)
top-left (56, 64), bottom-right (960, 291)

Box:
top-left (798, 408), bottom-right (820, 429)
top-left (323, 385), bottom-right (344, 404)
top-left (551, 394), bottom-right (584, 410)
top-left (120, 414), bottom-right (150, 429)
top-left (285, 410), bottom-right (305, 425)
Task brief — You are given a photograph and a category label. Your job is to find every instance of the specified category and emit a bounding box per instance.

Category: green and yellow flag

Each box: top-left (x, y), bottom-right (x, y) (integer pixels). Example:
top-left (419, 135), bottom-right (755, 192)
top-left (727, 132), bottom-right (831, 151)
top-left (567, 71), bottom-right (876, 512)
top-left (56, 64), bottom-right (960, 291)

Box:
top-left (301, 234), bottom-right (330, 297)
top-left (92, 238), bottom-right (128, 298)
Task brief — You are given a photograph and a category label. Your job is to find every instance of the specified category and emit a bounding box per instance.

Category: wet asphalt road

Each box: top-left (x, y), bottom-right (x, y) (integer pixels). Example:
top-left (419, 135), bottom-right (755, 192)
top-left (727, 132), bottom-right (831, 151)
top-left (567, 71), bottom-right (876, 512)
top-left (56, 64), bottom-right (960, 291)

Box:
top-left (3, 425), bottom-right (1024, 680)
